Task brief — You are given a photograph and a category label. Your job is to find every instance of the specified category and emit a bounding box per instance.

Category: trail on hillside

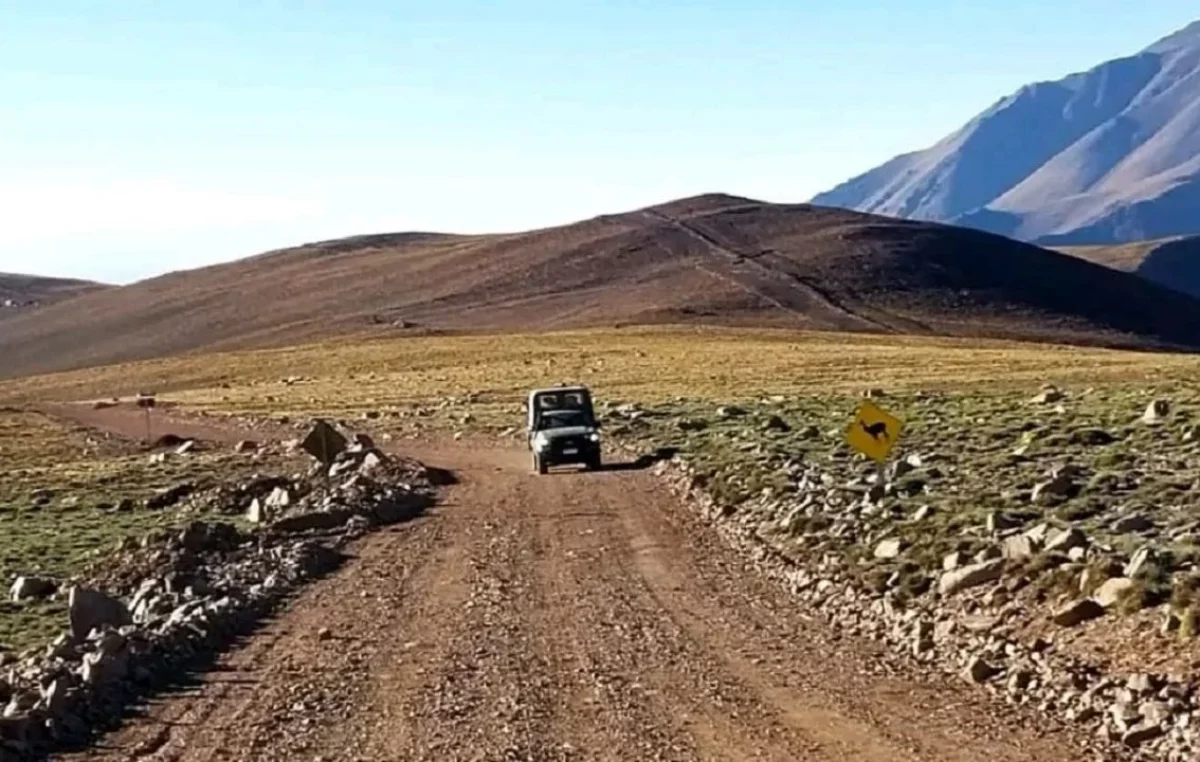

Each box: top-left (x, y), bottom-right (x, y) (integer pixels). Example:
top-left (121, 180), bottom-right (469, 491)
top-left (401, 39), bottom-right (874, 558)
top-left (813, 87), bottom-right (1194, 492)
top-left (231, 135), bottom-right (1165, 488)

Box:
top-left (45, 405), bottom-right (1095, 762)
top-left (640, 209), bottom-right (915, 333)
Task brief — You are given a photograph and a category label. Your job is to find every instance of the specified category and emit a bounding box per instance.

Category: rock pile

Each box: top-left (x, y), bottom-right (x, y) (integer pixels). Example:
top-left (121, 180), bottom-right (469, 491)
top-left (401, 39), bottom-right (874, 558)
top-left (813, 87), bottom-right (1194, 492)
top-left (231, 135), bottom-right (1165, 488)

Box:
top-left (0, 429), bottom-right (437, 761)
top-left (634, 445), bottom-right (1200, 761)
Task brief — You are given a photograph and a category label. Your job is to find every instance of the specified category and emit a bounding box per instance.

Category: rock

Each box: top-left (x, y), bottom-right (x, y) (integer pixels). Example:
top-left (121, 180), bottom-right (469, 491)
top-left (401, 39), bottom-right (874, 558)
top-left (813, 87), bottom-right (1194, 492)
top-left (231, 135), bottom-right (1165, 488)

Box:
top-left (1002, 535), bottom-right (1037, 561)
top-left (234, 440), bottom-right (258, 453)
top-left (762, 415), bottom-right (790, 433)
top-left (348, 433), bottom-right (377, 452)
top-left (677, 418), bottom-right (708, 432)
top-left (943, 551), bottom-right (965, 571)
top-left (1125, 546), bottom-right (1157, 578)
top-left (1139, 700), bottom-right (1172, 725)
top-left (939, 560), bottom-right (1005, 596)
top-left (1032, 474), bottom-right (1077, 505)
top-left (1023, 523), bottom-right (1052, 544)
top-left (10, 576), bottom-right (56, 602)
top-left (1032, 388), bottom-right (1065, 404)
top-left (246, 498), bottom-right (266, 524)
top-left (717, 406), bottom-right (746, 419)
top-left (1045, 527), bottom-right (1088, 553)
top-left (264, 487), bottom-right (292, 510)
top-left (964, 656), bottom-right (999, 683)
top-left (1072, 428), bottom-right (1116, 446)
top-left (1094, 577), bottom-right (1136, 609)
top-left (911, 619), bottom-right (934, 655)
top-left (175, 440), bottom-right (197, 455)
top-left (317, 627), bottom-right (333, 641)
top-left (1122, 721), bottom-right (1164, 747)
top-left (146, 482), bottom-right (195, 510)
top-left (888, 460), bottom-right (915, 480)
top-left (272, 509), bottom-right (356, 534)
top-left (1067, 546), bottom-right (1087, 562)
top-left (911, 505), bottom-right (933, 522)
top-left (68, 587), bottom-right (132, 642)
top-left (973, 545), bottom-right (1002, 563)
top-left (1006, 669), bottom-right (1033, 695)
top-left (360, 452), bottom-right (385, 474)
top-left (986, 511), bottom-right (1021, 533)
top-left (874, 538), bottom-right (903, 560)
top-left (1113, 514), bottom-right (1154, 534)
top-left (1053, 599), bottom-right (1105, 627)
top-left (1126, 673), bottom-right (1157, 694)
top-left (1142, 399), bottom-right (1170, 425)
top-left (178, 521), bottom-right (214, 553)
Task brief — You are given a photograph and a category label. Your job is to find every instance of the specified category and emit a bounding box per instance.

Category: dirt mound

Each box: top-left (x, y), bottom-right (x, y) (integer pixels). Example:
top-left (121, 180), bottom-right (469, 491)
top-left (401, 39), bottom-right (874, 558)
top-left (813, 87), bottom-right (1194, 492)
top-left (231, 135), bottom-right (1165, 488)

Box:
top-left (4, 194), bottom-right (1200, 380)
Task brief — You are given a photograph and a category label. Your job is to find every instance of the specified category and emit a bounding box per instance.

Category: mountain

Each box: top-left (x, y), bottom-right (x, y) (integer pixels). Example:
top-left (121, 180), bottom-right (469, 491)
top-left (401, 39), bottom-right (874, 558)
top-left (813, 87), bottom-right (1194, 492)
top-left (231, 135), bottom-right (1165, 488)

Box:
top-left (811, 20), bottom-right (1200, 247)
top-left (2, 193), bottom-right (1200, 380)
top-left (0, 273), bottom-right (109, 312)
top-left (1058, 235), bottom-right (1200, 298)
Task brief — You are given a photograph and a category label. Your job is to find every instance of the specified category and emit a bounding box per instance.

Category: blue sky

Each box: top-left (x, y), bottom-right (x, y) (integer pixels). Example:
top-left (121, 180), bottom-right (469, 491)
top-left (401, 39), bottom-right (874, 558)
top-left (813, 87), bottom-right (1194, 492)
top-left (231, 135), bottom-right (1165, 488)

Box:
top-left (2, 1), bottom-right (1197, 283)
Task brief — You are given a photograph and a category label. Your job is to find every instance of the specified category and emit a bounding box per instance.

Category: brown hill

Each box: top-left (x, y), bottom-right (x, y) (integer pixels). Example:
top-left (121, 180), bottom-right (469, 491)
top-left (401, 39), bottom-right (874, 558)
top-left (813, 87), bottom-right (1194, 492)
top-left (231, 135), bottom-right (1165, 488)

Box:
top-left (1058, 236), bottom-right (1200, 299)
top-left (3, 193), bottom-right (1200, 380)
top-left (0, 273), bottom-right (108, 309)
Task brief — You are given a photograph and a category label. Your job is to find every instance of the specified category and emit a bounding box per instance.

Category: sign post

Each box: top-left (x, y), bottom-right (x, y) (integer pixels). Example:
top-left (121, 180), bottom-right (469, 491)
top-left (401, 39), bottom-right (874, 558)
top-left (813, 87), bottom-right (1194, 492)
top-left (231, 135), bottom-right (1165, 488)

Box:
top-left (845, 398), bottom-right (903, 480)
top-left (301, 419), bottom-right (348, 485)
top-left (136, 393), bottom-right (157, 444)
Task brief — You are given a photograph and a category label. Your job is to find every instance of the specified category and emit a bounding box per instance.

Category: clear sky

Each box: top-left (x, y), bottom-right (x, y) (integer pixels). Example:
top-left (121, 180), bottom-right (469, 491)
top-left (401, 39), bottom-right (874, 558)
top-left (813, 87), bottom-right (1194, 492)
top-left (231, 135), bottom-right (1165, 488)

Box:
top-left (3, 1), bottom-right (1197, 284)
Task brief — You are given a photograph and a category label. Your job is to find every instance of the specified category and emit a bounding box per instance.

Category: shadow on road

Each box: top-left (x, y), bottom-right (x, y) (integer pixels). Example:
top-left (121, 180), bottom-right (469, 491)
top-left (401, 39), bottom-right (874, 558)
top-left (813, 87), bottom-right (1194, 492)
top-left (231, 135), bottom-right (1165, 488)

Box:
top-left (541, 446), bottom-right (679, 474)
top-left (602, 446), bottom-right (678, 472)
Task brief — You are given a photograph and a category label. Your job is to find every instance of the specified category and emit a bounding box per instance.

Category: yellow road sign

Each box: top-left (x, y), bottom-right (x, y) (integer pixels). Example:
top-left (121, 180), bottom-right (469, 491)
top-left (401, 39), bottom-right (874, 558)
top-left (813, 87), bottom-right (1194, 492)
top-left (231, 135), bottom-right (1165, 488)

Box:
top-left (846, 399), bottom-right (902, 463)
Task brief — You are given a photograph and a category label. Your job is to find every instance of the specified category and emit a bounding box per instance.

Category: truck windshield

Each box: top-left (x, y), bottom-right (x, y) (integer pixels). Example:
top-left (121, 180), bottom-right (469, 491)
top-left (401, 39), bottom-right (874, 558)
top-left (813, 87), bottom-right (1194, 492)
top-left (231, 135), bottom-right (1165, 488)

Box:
top-left (540, 409), bottom-right (591, 429)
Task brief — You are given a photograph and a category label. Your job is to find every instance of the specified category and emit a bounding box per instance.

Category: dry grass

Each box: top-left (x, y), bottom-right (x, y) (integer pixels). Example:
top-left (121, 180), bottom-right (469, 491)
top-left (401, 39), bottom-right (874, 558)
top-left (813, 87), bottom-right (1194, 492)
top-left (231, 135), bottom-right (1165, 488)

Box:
top-left (2, 326), bottom-right (1198, 411)
top-left (3, 325), bottom-right (1200, 656)
top-left (0, 409), bottom-right (301, 653)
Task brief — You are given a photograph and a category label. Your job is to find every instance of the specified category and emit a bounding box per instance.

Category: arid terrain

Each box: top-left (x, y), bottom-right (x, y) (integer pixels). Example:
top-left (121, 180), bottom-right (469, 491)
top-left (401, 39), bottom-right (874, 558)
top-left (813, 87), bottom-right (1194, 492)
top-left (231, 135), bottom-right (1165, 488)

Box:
top-left (3, 326), bottom-right (1200, 760)
top-left (1059, 236), bottom-right (1200, 299)
top-left (0, 275), bottom-right (108, 314)
top-left (5, 194), bottom-right (1200, 381)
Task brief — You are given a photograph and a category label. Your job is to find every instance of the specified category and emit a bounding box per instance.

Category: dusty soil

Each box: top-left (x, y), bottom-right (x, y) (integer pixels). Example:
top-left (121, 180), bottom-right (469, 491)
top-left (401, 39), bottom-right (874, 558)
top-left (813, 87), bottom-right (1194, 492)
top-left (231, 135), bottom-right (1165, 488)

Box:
top-left (43, 404), bottom-right (1102, 762)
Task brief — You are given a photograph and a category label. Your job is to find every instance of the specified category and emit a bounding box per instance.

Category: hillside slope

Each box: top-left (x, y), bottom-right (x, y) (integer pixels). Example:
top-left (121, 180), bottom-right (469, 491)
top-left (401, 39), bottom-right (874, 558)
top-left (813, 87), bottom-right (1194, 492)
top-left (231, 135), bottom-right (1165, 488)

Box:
top-left (1059, 235), bottom-right (1200, 298)
top-left (811, 20), bottom-right (1200, 247)
top-left (0, 273), bottom-right (108, 309)
top-left (3, 194), bottom-right (1200, 380)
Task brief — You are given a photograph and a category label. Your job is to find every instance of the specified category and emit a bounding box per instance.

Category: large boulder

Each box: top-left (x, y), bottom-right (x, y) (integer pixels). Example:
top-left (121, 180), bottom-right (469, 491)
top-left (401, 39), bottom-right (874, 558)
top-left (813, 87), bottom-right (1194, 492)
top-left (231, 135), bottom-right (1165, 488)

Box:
top-left (1094, 577), bottom-right (1136, 609)
top-left (939, 560), bottom-right (1005, 596)
top-left (1052, 599), bottom-right (1104, 627)
top-left (68, 587), bottom-right (132, 642)
top-left (10, 576), bottom-right (57, 603)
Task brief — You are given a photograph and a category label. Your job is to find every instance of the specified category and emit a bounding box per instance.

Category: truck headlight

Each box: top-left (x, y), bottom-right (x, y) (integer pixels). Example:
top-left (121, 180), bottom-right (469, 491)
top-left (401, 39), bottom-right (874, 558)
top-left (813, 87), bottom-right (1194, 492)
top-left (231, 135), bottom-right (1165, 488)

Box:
top-left (588, 432), bottom-right (601, 442)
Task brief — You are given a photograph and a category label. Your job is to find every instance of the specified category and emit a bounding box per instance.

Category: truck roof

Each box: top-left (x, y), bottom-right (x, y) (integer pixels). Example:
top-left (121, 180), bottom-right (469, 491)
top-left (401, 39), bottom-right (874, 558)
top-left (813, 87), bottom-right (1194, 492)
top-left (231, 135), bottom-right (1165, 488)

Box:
top-left (528, 385), bottom-right (590, 396)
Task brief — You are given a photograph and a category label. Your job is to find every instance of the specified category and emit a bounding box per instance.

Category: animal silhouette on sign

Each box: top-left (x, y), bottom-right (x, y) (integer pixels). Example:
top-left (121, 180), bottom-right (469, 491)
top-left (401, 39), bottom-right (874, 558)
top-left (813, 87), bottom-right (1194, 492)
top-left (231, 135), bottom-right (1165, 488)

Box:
top-left (860, 420), bottom-right (889, 443)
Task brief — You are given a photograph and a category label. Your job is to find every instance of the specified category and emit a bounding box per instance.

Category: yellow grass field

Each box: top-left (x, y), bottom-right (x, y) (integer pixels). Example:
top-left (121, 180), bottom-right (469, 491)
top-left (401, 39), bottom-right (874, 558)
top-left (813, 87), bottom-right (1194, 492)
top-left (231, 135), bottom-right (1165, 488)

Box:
top-left (2, 326), bottom-right (1197, 413)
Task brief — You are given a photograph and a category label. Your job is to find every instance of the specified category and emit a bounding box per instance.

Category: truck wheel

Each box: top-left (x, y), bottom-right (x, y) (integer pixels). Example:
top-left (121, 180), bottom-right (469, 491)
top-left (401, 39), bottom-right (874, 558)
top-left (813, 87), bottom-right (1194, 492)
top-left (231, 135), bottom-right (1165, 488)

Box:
top-left (588, 453), bottom-right (602, 471)
top-left (534, 454), bottom-right (547, 475)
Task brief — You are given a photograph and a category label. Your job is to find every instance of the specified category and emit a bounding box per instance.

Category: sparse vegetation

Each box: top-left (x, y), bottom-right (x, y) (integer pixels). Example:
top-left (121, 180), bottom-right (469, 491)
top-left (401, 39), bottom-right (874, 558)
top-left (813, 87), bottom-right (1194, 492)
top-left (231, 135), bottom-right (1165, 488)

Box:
top-left (0, 408), bottom-right (304, 652)
top-left (4, 325), bottom-right (1200, 672)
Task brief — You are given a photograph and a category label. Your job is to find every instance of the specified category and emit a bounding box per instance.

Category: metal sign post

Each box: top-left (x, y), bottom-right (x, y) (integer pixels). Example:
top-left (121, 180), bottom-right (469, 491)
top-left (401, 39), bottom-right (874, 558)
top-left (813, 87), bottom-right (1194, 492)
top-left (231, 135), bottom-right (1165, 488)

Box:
top-left (136, 394), bottom-right (157, 444)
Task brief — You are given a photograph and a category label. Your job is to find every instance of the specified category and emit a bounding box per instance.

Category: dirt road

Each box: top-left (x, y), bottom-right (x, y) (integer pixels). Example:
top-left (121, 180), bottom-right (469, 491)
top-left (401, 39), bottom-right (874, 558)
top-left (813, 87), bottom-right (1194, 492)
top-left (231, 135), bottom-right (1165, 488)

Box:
top-left (45, 405), bottom-right (1097, 761)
